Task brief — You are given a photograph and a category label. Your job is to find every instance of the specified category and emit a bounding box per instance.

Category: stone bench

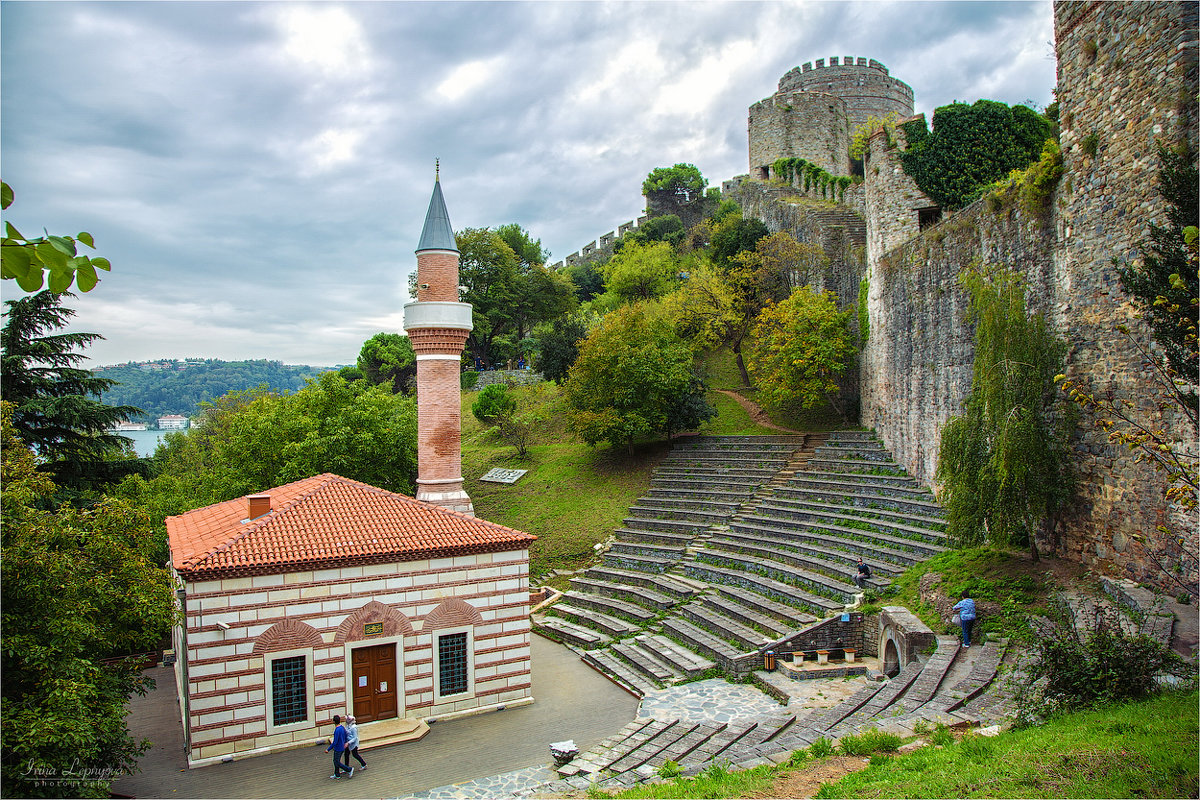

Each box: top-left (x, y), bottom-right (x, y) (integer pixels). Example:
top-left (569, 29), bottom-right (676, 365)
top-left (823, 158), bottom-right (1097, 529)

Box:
top-left (550, 602), bottom-right (642, 638)
top-left (708, 532), bottom-right (900, 584)
top-left (732, 513), bottom-right (946, 559)
top-left (695, 547), bottom-right (859, 603)
top-left (791, 468), bottom-right (921, 490)
top-left (569, 576), bottom-right (678, 610)
top-left (682, 601), bottom-right (778, 651)
top-left (626, 506), bottom-right (732, 526)
top-left (728, 518), bottom-right (928, 568)
top-left (584, 566), bottom-right (701, 600)
top-left (582, 648), bottom-right (660, 696)
top-left (647, 487), bottom-right (761, 504)
top-left (787, 475), bottom-right (935, 502)
top-left (611, 527), bottom-right (695, 547)
top-left (682, 560), bottom-right (843, 616)
top-left (612, 641), bottom-right (681, 684)
top-left (608, 540), bottom-right (687, 559)
top-left (534, 615), bottom-right (612, 649)
top-left (660, 615), bottom-right (749, 664)
top-left (700, 592), bottom-right (810, 638)
top-left (714, 584), bottom-right (818, 627)
top-left (627, 495), bottom-right (745, 514)
top-left (633, 632), bottom-right (717, 676)
top-left (757, 493), bottom-right (948, 537)
top-left (651, 476), bottom-right (765, 492)
top-left (561, 589), bottom-right (658, 624)
top-left (770, 485), bottom-right (946, 518)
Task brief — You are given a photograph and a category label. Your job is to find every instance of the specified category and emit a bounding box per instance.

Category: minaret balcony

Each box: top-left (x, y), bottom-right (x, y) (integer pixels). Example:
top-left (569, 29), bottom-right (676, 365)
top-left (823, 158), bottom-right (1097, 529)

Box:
top-left (402, 301), bottom-right (474, 333)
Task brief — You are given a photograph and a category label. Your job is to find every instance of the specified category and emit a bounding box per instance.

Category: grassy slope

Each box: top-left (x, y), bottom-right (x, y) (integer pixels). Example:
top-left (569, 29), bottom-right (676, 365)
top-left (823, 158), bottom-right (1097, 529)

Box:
top-left (460, 352), bottom-right (777, 578)
top-left (607, 689), bottom-right (1199, 799)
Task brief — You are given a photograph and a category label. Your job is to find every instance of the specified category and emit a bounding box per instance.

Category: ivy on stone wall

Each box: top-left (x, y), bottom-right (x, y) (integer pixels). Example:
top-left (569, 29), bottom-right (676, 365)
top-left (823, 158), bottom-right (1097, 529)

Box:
top-left (899, 100), bottom-right (1052, 210)
top-left (770, 157), bottom-right (855, 203)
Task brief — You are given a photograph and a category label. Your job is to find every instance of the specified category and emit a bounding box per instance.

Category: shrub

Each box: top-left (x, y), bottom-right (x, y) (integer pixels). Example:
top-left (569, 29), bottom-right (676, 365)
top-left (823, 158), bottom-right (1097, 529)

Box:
top-left (461, 371), bottom-right (480, 391)
top-left (929, 723), bottom-right (955, 747)
top-left (1026, 601), bottom-right (1192, 710)
top-left (471, 384), bottom-right (516, 425)
top-left (656, 759), bottom-right (681, 778)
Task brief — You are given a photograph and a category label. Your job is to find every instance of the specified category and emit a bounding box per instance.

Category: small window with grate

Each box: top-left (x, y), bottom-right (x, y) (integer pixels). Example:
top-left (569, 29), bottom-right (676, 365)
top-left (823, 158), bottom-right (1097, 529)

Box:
top-left (438, 632), bottom-right (469, 696)
top-left (271, 655), bottom-right (307, 726)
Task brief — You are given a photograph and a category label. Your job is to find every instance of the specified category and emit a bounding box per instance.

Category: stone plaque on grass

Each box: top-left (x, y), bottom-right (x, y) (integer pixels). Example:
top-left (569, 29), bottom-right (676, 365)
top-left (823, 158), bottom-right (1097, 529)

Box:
top-left (480, 468), bottom-right (528, 484)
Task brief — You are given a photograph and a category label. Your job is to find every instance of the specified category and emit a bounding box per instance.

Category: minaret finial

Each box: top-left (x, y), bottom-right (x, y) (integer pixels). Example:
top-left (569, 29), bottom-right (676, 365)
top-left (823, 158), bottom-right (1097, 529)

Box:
top-left (435, 158), bottom-right (440, 181)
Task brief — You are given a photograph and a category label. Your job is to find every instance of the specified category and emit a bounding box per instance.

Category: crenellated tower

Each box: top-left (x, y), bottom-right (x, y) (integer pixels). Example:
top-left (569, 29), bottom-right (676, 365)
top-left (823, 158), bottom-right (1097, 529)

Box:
top-left (402, 171), bottom-right (474, 515)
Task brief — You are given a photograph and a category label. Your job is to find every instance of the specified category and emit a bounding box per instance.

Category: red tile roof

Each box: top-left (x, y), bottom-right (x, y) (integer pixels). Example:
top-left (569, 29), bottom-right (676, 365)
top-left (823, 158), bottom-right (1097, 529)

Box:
top-left (167, 473), bottom-right (535, 578)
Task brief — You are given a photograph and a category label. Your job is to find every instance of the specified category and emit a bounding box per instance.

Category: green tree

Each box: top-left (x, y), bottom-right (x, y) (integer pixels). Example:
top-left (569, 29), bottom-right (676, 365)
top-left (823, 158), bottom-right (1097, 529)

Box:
top-left (457, 227), bottom-right (520, 367)
top-left (2, 291), bottom-right (146, 496)
top-left (937, 265), bottom-right (1075, 561)
top-left (642, 163), bottom-right (707, 200)
top-left (899, 100), bottom-right (1053, 209)
top-left (537, 313), bottom-right (591, 385)
top-left (357, 332), bottom-right (416, 394)
top-left (747, 287), bottom-right (856, 412)
top-left (472, 383), bottom-right (517, 425)
top-left (709, 214), bottom-right (769, 268)
top-left (1, 181), bottom-right (112, 293)
top-left (600, 240), bottom-right (680, 303)
top-left (564, 303), bottom-right (714, 452)
top-left (563, 260), bottom-right (604, 303)
top-left (1115, 144), bottom-right (1198, 393)
top-left (1, 403), bottom-right (175, 798)
top-left (117, 373), bottom-right (418, 522)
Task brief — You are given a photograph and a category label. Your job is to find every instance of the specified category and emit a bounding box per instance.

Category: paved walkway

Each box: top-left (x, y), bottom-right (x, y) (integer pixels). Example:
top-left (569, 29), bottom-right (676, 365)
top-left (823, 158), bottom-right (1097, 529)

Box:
top-left (111, 634), bottom-right (639, 799)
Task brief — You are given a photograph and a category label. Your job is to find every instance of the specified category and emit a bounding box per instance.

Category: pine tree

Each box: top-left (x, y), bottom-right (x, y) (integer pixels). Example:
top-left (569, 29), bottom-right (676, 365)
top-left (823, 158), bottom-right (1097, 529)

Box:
top-left (1, 290), bottom-right (146, 495)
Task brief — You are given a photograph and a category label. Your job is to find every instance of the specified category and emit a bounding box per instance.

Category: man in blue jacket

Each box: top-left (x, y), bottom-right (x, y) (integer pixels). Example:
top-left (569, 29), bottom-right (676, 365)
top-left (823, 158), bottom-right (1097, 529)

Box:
top-left (326, 715), bottom-right (354, 779)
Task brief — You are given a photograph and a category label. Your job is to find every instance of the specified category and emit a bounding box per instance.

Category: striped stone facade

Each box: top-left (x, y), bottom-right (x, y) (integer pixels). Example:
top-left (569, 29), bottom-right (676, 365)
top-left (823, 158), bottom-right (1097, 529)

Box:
top-left (172, 550), bottom-right (532, 767)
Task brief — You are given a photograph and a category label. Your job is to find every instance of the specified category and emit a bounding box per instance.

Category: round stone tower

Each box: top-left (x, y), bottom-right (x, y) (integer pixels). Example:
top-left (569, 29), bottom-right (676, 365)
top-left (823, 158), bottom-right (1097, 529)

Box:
top-left (749, 56), bottom-right (914, 179)
top-left (402, 173), bottom-right (474, 515)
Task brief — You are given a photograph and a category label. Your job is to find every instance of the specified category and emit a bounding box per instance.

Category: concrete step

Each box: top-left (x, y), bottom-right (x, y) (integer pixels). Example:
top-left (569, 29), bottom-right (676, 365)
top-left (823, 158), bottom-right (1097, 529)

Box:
top-left (633, 633), bottom-right (717, 677)
top-left (754, 494), bottom-right (948, 539)
top-left (357, 717), bottom-right (430, 751)
top-left (694, 547), bottom-right (859, 604)
top-left (660, 615), bottom-right (750, 666)
top-left (611, 527), bottom-right (696, 547)
top-left (787, 475), bottom-right (935, 502)
top-left (681, 561), bottom-right (843, 617)
top-left (583, 567), bottom-right (701, 601)
top-left (723, 523), bottom-right (913, 573)
top-left (602, 551), bottom-right (680, 574)
top-left (552, 601), bottom-right (642, 639)
top-left (681, 601), bottom-right (779, 651)
top-left (771, 485), bottom-right (945, 519)
top-left (628, 495), bottom-right (746, 514)
top-left (533, 615), bottom-right (612, 649)
top-left (655, 465), bottom-right (780, 480)
top-left (561, 589), bottom-right (659, 625)
top-left (609, 540), bottom-right (688, 558)
top-left (624, 510), bottom-right (727, 529)
top-left (792, 468), bottom-right (920, 488)
top-left (646, 487), bottom-right (763, 504)
top-left (569, 576), bottom-right (678, 610)
top-left (582, 648), bottom-right (659, 697)
top-left (698, 593), bottom-right (809, 639)
top-left (713, 585), bottom-right (818, 627)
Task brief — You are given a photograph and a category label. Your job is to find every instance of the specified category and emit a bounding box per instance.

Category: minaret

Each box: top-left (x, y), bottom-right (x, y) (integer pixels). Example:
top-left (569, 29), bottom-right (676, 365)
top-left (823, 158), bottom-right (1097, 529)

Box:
top-left (402, 167), bottom-right (474, 515)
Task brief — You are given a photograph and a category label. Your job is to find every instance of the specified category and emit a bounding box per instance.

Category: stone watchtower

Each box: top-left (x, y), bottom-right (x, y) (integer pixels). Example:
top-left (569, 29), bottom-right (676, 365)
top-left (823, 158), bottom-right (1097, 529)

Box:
top-left (402, 173), bottom-right (474, 515)
top-left (749, 56), bottom-right (914, 179)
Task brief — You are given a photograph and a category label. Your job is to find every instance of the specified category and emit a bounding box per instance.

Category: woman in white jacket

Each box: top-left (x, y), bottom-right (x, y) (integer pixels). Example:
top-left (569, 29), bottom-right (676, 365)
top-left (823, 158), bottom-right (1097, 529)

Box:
top-left (342, 715), bottom-right (368, 770)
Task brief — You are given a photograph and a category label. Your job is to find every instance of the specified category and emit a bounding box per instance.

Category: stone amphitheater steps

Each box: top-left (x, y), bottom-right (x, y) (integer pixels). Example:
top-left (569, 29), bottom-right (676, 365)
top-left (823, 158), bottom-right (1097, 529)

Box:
top-left (692, 548), bottom-right (858, 604)
top-left (681, 601), bottom-right (781, 651)
top-left (634, 633), bottom-right (717, 677)
top-left (774, 484), bottom-right (945, 518)
top-left (568, 576), bottom-right (679, 610)
top-left (706, 532), bottom-right (900, 585)
top-left (583, 566), bottom-right (701, 602)
top-left (582, 648), bottom-right (660, 696)
top-left (733, 512), bottom-right (945, 561)
top-left (681, 560), bottom-right (844, 617)
top-left (612, 641), bottom-right (682, 685)
top-left (550, 602), bottom-right (642, 638)
top-left (560, 589), bottom-right (659, 625)
top-left (699, 592), bottom-right (813, 638)
top-left (660, 615), bottom-right (752, 664)
top-left (744, 498), bottom-right (948, 545)
top-left (533, 615), bottom-right (611, 649)
top-left (714, 585), bottom-right (818, 628)
top-left (787, 475), bottom-right (936, 503)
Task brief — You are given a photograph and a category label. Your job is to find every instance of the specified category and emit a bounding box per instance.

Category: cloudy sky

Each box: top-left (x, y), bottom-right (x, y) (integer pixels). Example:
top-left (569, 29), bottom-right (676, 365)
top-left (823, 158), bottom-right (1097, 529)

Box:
top-left (1, 1), bottom-right (1056, 367)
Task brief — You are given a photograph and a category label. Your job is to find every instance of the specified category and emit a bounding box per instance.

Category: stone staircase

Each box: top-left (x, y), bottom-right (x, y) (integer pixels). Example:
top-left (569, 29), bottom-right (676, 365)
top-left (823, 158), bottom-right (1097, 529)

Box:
top-left (532, 432), bottom-right (950, 696)
top-left (548, 636), bottom-right (1017, 792)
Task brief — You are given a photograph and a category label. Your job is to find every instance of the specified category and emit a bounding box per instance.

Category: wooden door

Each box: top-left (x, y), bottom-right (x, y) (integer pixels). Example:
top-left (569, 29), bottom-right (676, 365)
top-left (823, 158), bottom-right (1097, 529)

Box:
top-left (351, 643), bottom-right (398, 722)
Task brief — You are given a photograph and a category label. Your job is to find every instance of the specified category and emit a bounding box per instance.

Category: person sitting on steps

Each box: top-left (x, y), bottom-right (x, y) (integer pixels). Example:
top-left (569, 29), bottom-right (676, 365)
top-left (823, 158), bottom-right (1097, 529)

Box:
top-left (854, 557), bottom-right (872, 590)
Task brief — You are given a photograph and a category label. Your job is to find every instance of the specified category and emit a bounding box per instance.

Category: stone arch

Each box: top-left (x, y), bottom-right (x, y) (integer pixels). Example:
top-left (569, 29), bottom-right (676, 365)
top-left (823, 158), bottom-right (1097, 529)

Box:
top-left (253, 618), bottom-right (324, 654)
top-left (423, 598), bottom-right (483, 630)
top-left (881, 636), bottom-right (901, 678)
top-left (334, 600), bottom-right (414, 644)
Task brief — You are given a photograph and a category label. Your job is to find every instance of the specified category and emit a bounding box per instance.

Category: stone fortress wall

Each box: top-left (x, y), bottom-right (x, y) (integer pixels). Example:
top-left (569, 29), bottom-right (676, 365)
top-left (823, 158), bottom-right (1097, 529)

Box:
top-left (859, 1), bottom-right (1198, 589)
top-left (750, 57), bottom-right (915, 178)
top-left (549, 213), bottom-right (651, 271)
top-left (549, 4), bottom-right (1196, 591)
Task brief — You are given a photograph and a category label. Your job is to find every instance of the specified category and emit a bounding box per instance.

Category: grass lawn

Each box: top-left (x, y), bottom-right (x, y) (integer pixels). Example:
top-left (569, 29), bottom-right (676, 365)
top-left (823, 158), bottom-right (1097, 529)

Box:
top-left (459, 375), bottom-right (775, 579)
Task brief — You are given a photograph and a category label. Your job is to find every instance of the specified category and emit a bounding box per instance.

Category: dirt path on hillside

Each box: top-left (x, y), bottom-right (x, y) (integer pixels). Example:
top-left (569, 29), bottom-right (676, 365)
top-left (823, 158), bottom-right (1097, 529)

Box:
top-left (717, 389), bottom-right (803, 433)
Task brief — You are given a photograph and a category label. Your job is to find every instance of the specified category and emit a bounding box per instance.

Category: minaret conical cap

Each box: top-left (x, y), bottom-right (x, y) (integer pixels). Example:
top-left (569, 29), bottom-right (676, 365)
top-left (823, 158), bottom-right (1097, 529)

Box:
top-left (415, 179), bottom-right (458, 253)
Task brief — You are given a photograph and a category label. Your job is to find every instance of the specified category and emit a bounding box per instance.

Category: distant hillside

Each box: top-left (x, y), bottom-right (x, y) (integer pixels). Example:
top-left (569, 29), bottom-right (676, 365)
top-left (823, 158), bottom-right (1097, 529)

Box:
top-left (95, 359), bottom-right (338, 422)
